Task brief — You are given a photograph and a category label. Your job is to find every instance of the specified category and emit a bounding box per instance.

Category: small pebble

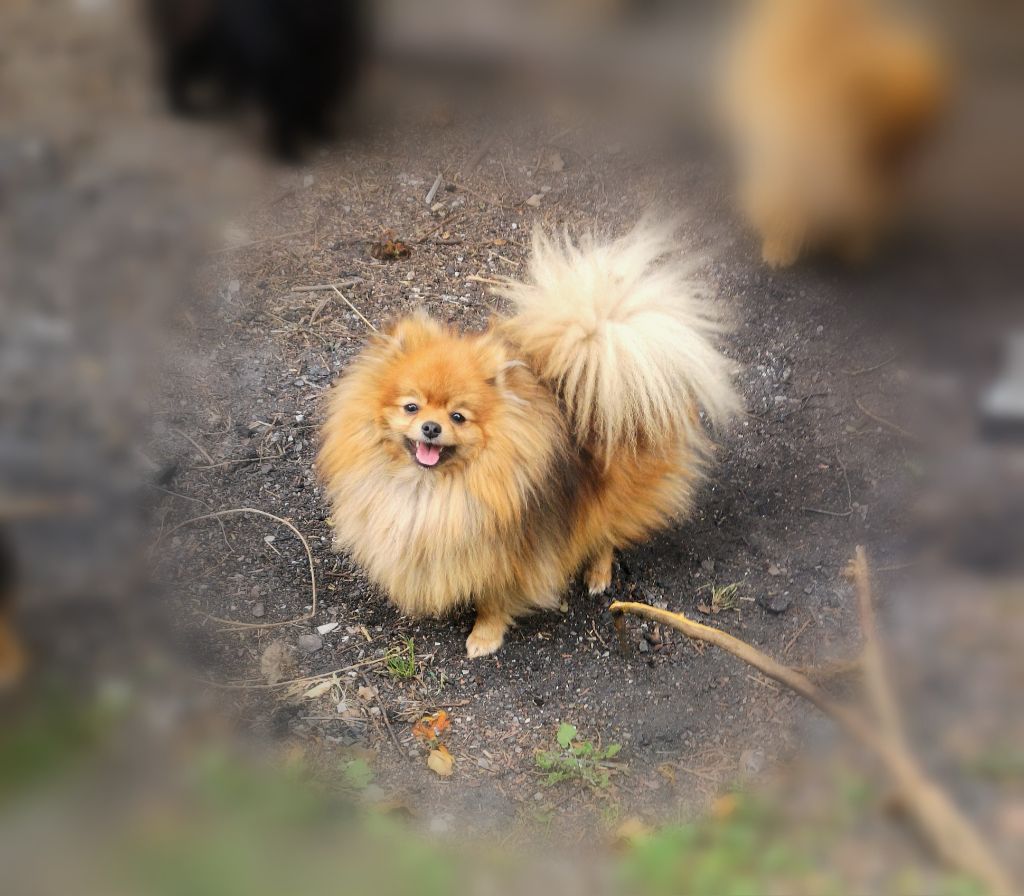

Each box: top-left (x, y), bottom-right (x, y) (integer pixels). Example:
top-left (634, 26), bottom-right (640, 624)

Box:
top-left (298, 633), bottom-right (324, 654)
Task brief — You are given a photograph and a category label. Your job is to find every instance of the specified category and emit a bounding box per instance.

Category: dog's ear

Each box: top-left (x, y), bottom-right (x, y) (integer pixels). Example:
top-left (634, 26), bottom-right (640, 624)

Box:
top-left (476, 334), bottom-right (530, 402)
top-left (382, 312), bottom-right (444, 353)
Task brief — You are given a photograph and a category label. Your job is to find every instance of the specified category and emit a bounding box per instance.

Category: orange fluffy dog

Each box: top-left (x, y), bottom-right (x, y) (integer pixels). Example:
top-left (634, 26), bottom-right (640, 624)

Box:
top-left (317, 226), bottom-right (739, 656)
top-left (723, 0), bottom-right (945, 267)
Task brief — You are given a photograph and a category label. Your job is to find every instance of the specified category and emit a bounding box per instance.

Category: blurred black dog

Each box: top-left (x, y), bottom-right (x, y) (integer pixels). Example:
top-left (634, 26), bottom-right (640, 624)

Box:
top-left (146, 0), bottom-right (369, 160)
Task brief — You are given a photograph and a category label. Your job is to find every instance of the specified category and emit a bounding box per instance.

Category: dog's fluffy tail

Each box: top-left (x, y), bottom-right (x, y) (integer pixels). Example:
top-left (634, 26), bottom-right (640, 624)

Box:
top-left (499, 224), bottom-right (740, 461)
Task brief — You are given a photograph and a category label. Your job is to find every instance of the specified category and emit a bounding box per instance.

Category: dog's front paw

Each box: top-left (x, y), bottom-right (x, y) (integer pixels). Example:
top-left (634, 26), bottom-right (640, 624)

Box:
top-left (586, 570), bottom-right (611, 595)
top-left (761, 235), bottom-right (800, 269)
top-left (585, 547), bottom-right (613, 595)
top-left (466, 617), bottom-right (507, 658)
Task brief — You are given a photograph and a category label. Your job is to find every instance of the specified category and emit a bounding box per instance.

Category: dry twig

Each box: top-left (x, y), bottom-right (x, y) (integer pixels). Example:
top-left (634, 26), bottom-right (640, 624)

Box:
top-left (846, 546), bottom-right (905, 745)
top-left (160, 507), bottom-right (317, 631)
top-left (291, 278), bottom-right (363, 294)
top-left (610, 548), bottom-right (1015, 895)
top-left (855, 399), bottom-right (920, 441)
top-left (330, 284), bottom-right (378, 332)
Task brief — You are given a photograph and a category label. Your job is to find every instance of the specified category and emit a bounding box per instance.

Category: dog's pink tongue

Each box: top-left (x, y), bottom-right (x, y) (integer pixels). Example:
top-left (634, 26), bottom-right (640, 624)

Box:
top-left (415, 441), bottom-right (442, 466)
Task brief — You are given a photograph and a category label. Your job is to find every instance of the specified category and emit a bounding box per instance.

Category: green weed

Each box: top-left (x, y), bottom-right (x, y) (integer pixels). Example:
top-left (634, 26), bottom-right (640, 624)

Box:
top-left (534, 723), bottom-right (621, 790)
top-left (385, 637), bottom-right (417, 680)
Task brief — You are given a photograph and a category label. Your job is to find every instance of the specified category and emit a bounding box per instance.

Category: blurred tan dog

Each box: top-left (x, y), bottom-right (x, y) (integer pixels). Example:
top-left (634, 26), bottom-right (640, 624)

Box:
top-left (723, 0), bottom-right (945, 267)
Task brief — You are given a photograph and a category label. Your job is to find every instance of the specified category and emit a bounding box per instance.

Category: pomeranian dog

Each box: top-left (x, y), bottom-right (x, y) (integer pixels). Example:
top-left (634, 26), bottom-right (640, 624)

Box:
top-left (722, 0), bottom-right (945, 267)
top-left (145, 0), bottom-right (369, 160)
top-left (317, 226), bottom-right (739, 657)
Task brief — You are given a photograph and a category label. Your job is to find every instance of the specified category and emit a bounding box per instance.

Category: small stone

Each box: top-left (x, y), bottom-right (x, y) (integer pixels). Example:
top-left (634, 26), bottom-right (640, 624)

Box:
top-left (638, 640), bottom-right (650, 653)
top-left (525, 194), bottom-right (543, 207)
top-left (252, 602), bottom-right (265, 618)
top-left (768, 564), bottom-right (784, 576)
top-left (758, 591), bottom-right (793, 614)
top-left (297, 633), bottom-right (323, 654)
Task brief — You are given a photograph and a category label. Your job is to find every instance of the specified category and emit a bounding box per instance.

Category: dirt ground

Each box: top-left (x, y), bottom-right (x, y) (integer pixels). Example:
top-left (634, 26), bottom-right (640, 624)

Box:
top-left (149, 89), bottom-right (936, 834)
top-left (4, 2), bottom-right (1022, 874)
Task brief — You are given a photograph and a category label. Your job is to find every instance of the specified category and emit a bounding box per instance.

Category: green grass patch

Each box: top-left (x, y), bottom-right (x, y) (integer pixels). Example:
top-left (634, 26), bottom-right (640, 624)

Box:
top-left (535, 722), bottom-right (621, 790)
top-left (385, 637), bottom-right (417, 680)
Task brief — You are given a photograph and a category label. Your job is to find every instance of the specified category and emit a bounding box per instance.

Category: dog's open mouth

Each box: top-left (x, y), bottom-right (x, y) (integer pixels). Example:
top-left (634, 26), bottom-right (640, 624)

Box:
top-left (406, 439), bottom-right (453, 468)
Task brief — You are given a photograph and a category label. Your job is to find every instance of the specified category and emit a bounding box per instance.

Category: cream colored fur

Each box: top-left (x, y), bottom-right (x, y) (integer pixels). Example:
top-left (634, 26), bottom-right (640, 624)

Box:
top-left (499, 225), bottom-right (741, 460)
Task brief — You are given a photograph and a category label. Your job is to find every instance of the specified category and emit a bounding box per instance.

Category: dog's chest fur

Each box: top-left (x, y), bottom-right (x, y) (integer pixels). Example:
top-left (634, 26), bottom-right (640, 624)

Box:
top-left (329, 459), bottom-right (543, 616)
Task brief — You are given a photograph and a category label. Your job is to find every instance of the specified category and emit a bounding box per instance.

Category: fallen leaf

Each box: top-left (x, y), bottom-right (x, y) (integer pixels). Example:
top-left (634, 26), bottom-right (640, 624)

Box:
top-left (369, 230), bottom-right (412, 261)
top-left (260, 640), bottom-right (295, 685)
top-left (427, 745), bottom-right (454, 777)
top-left (412, 710), bottom-right (451, 744)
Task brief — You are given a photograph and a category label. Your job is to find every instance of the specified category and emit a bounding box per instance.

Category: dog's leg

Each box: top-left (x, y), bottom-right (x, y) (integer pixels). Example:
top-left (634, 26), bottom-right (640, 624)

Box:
top-left (761, 209), bottom-right (804, 268)
top-left (466, 601), bottom-right (511, 658)
top-left (585, 544), bottom-right (614, 595)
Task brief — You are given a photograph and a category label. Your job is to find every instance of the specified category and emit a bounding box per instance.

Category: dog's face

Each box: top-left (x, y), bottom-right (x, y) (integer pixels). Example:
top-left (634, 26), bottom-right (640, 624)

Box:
top-left (372, 315), bottom-right (507, 472)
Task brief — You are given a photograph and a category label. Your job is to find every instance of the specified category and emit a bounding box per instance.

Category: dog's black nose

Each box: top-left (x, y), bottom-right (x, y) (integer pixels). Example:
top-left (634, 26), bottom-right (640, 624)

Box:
top-left (421, 421), bottom-right (442, 440)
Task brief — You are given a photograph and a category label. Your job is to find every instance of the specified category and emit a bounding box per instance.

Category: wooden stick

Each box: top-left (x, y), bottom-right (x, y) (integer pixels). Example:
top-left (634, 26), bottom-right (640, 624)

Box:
top-left (171, 427), bottom-right (214, 466)
top-left (331, 284), bottom-right (378, 332)
top-left (610, 553), bottom-right (1015, 895)
top-left (846, 546), bottom-right (905, 746)
top-left (291, 278), bottom-right (364, 293)
top-left (855, 399), bottom-right (920, 442)
top-left (160, 508), bottom-right (317, 631)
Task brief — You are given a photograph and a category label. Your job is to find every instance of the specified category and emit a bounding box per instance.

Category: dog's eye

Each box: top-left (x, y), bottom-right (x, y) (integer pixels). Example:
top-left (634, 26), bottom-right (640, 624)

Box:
top-left (403, 403), bottom-right (419, 414)
top-left (450, 412), bottom-right (466, 424)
